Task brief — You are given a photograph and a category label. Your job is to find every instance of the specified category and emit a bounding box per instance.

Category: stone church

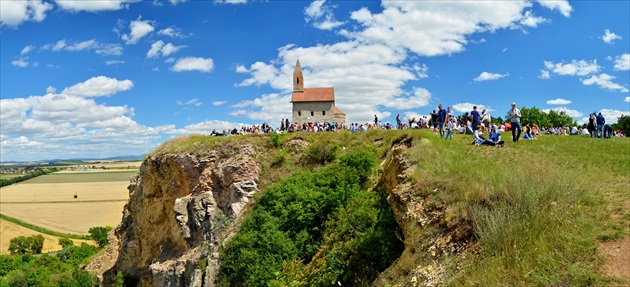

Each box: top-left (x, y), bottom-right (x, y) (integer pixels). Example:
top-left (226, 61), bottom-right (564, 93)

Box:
top-left (291, 60), bottom-right (346, 125)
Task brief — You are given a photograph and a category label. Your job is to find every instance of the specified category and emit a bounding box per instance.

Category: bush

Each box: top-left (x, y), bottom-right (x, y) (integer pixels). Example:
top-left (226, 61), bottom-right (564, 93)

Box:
top-left (59, 238), bottom-right (74, 249)
top-left (8, 235), bottom-right (44, 254)
top-left (88, 226), bottom-right (112, 247)
top-left (304, 142), bottom-right (339, 165)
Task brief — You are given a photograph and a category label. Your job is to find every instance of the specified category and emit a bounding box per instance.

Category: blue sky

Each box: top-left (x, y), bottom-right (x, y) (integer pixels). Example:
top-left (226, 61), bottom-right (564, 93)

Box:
top-left (1, 0), bottom-right (629, 161)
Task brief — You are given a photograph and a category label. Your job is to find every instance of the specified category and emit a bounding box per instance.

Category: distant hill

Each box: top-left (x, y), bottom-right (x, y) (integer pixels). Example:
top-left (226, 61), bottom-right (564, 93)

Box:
top-left (1, 155), bottom-right (144, 165)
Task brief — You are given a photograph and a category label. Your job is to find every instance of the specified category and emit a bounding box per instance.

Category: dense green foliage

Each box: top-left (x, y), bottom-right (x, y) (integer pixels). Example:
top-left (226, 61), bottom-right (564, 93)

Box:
top-left (8, 235), bottom-right (44, 255)
top-left (88, 226), bottom-right (112, 247)
top-left (611, 114), bottom-right (630, 135)
top-left (507, 106), bottom-right (576, 127)
top-left (219, 151), bottom-right (403, 287)
top-left (0, 243), bottom-right (99, 287)
top-left (0, 168), bottom-right (57, 187)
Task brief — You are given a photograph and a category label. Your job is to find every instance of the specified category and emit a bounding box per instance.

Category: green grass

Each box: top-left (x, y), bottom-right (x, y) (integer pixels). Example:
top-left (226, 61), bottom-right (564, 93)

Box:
top-left (153, 130), bottom-right (629, 286)
top-left (0, 174), bottom-right (21, 180)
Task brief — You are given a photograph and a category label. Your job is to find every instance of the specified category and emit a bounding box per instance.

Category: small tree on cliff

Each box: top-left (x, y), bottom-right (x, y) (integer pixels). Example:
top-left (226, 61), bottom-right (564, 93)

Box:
top-left (88, 226), bottom-right (112, 247)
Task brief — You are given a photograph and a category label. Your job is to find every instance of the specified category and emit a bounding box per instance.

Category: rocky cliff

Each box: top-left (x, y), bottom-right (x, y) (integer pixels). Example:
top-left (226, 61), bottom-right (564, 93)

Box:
top-left (87, 134), bottom-right (472, 287)
top-left (87, 144), bottom-right (260, 286)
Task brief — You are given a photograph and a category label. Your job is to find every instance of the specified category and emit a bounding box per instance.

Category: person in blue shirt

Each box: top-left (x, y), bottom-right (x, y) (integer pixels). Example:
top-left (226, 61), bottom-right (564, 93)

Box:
top-left (489, 125), bottom-right (505, 147)
top-left (437, 104), bottom-right (447, 138)
top-left (596, 112), bottom-right (605, 139)
top-left (470, 106), bottom-right (481, 131)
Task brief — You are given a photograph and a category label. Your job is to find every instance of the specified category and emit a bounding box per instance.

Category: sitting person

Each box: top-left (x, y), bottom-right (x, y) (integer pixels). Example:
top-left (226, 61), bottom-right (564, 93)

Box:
top-left (489, 125), bottom-right (505, 147)
top-left (473, 126), bottom-right (496, 146)
top-left (523, 125), bottom-right (535, 139)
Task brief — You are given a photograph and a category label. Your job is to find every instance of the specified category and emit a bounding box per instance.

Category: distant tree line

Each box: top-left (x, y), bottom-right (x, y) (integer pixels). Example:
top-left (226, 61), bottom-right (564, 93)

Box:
top-left (492, 106), bottom-right (577, 128)
top-left (0, 168), bottom-right (57, 187)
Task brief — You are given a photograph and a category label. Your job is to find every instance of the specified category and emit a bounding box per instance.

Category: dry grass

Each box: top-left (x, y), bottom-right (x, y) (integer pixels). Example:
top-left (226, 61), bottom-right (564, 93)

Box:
top-left (0, 170), bottom-right (134, 236)
top-left (0, 218), bottom-right (95, 255)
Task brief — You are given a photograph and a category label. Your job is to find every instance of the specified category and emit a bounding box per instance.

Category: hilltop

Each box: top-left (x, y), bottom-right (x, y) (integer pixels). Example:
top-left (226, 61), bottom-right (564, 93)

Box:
top-left (87, 129), bottom-right (629, 286)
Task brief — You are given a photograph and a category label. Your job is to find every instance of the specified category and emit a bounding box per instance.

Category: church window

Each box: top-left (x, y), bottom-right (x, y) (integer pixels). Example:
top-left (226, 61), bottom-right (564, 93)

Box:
top-left (296, 78), bottom-right (300, 84)
top-left (322, 111), bottom-right (326, 116)
top-left (298, 111), bottom-right (301, 116)
top-left (311, 111), bottom-right (314, 117)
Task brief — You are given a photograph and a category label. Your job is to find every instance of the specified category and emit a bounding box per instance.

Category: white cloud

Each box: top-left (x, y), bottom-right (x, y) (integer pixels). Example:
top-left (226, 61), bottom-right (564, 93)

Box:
top-left (177, 120), bottom-right (247, 135)
top-left (539, 69), bottom-right (550, 79)
top-left (519, 10), bottom-right (549, 28)
top-left (542, 107), bottom-right (583, 118)
top-left (613, 54), bottom-right (630, 71)
top-left (0, 0), bottom-right (53, 27)
top-left (474, 71), bottom-right (509, 82)
top-left (543, 59), bottom-right (600, 76)
top-left (62, 76), bottom-right (134, 97)
top-left (452, 103), bottom-right (494, 113)
top-left (171, 57), bottom-right (214, 72)
top-left (231, 93), bottom-right (292, 123)
top-left (305, 0), bottom-right (345, 30)
top-left (600, 109), bottom-right (630, 125)
top-left (602, 29), bottom-right (622, 44)
top-left (55, 0), bottom-right (140, 12)
top-left (625, 97), bottom-right (630, 103)
top-left (214, 0), bottom-right (247, 4)
top-left (536, 0), bottom-right (572, 17)
top-left (42, 39), bottom-right (123, 56)
top-left (212, 101), bottom-right (227, 106)
top-left (122, 17), bottom-right (154, 45)
top-left (382, 87), bottom-right (432, 109)
top-left (21, 45), bottom-right (34, 55)
top-left (105, 60), bottom-right (126, 65)
top-left (177, 98), bottom-right (202, 107)
top-left (46, 86), bottom-right (56, 93)
top-left (582, 74), bottom-right (629, 93)
top-left (546, 98), bottom-right (572, 105)
top-left (11, 58), bottom-right (29, 68)
top-left (158, 26), bottom-right (188, 38)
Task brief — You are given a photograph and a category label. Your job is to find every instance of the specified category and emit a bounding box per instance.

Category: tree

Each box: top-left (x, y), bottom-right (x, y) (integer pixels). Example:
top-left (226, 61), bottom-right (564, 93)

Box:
top-left (59, 238), bottom-right (74, 249)
top-left (88, 226), bottom-right (112, 247)
top-left (612, 114), bottom-right (630, 135)
top-left (8, 235), bottom-right (44, 254)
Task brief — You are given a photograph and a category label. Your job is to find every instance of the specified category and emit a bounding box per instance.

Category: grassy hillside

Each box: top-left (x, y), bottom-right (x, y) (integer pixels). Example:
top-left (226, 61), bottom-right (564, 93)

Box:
top-left (153, 129), bottom-right (629, 286)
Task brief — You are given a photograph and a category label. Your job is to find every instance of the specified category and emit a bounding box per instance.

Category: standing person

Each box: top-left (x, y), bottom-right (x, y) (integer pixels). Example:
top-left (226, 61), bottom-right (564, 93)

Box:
top-left (588, 114), bottom-right (597, 137)
top-left (430, 110), bottom-right (438, 134)
top-left (437, 104), bottom-right (447, 138)
top-left (396, 113), bottom-right (402, 129)
top-left (444, 119), bottom-right (453, 140)
top-left (447, 107), bottom-right (455, 123)
top-left (470, 106), bottom-right (481, 131)
top-left (507, 102), bottom-right (522, 142)
top-left (481, 109), bottom-right (491, 129)
top-left (374, 114), bottom-right (379, 128)
top-left (596, 112), bottom-right (605, 139)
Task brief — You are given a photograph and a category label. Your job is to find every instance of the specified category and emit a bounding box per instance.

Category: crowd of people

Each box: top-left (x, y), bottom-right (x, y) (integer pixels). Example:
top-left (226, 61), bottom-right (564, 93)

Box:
top-left (207, 103), bottom-right (625, 140)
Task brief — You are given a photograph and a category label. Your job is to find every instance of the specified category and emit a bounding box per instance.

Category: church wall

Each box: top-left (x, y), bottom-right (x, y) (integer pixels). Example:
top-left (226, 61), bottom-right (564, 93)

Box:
top-left (292, 102), bottom-right (335, 124)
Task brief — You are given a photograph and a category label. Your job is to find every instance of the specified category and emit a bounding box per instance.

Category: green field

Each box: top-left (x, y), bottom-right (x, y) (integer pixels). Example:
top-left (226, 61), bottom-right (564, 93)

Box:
top-left (0, 174), bottom-right (22, 180)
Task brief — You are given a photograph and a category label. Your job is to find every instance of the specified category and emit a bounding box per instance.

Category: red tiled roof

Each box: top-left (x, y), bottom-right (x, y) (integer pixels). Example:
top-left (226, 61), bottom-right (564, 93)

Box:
top-left (332, 106), bottom-right (345, 115)
top-left (291, 87), bottom-right (334, 102)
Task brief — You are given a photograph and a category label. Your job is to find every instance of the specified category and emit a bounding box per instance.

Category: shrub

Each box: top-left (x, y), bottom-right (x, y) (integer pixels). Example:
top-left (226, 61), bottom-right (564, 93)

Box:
top-left (88, 226), bottom-right (112, 247)
top-left (8, 235), bottom-right (44, 254)
top-left (58, 238), bottom-right (74, 249)
top-left (304, 142), bottom-right (339, 165)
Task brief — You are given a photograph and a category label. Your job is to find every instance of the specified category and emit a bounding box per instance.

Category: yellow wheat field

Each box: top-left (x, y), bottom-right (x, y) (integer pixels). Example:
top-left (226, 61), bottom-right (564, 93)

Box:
top-left (0, 219), bottom-right (96, 255)
top-left (0, 170), bottom-right (135, 237)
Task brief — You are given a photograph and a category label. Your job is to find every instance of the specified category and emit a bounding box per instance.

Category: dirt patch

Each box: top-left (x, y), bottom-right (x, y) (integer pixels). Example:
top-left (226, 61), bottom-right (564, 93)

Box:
top-left (600, 237), bottom-right (630, 280)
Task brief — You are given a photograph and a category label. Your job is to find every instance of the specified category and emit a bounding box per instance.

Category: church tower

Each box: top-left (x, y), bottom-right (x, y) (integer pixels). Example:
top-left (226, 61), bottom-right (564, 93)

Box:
top-left (293, 59), bottom-right (304, 93)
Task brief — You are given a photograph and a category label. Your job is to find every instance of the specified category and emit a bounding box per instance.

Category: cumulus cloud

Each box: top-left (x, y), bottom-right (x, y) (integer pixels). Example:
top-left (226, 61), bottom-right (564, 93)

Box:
top-left (0, 0), bottom-right (53, 27)
top-left (581, 74), bottom-right (629, 93)
top-left (171, 57), bottom-right (214, 72)
top-left (538, 69), bottom-right (550, 79)
top-left (543, 59), bottom-right (600, 76)
top-left (55, 0), bottom-right (140, 12)
top-left (519, 10), bottom-right (549, 28)
top-left (452, 102), bottom-right (494, 113)
top-left (546, 98), bottom-right (572, 105)
top-left (61, 76), bottom-right (134, 97)
top-left (122, 17), bottom-right (154, 45)
top-left (147, 40), bottom-right (186, 58)
top-left (474, 72), bottom-right (509, 82)
top-left (535, 0), bottom-right (572, 17)
top-left (305, 0), bottom-right (345, 30)
top-left (613, 53), bottom-right (630, 71)
top-left (11, 58), bottom-right (29, 67)
top-left (600, 109), bottom-right (630, 124)
top-left (542, 107), bottom-right (583, 118)
top-left (602, 29), bottom-right (622, 44)
top-left (625, 97), bottom-right (630, 103)
top-left (231, 93), bottom-right (292, 122)
top-left (46, 86), bottom-right (56, 93)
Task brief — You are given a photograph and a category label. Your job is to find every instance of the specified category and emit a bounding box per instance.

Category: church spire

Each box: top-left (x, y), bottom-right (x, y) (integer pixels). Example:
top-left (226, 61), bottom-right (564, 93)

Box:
top-left (293, 59), bottom-right (304, 93)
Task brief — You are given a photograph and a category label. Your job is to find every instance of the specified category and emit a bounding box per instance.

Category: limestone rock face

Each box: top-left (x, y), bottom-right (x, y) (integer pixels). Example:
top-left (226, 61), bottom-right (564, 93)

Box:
top-left (87, 145), bottom-right (259, 287)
